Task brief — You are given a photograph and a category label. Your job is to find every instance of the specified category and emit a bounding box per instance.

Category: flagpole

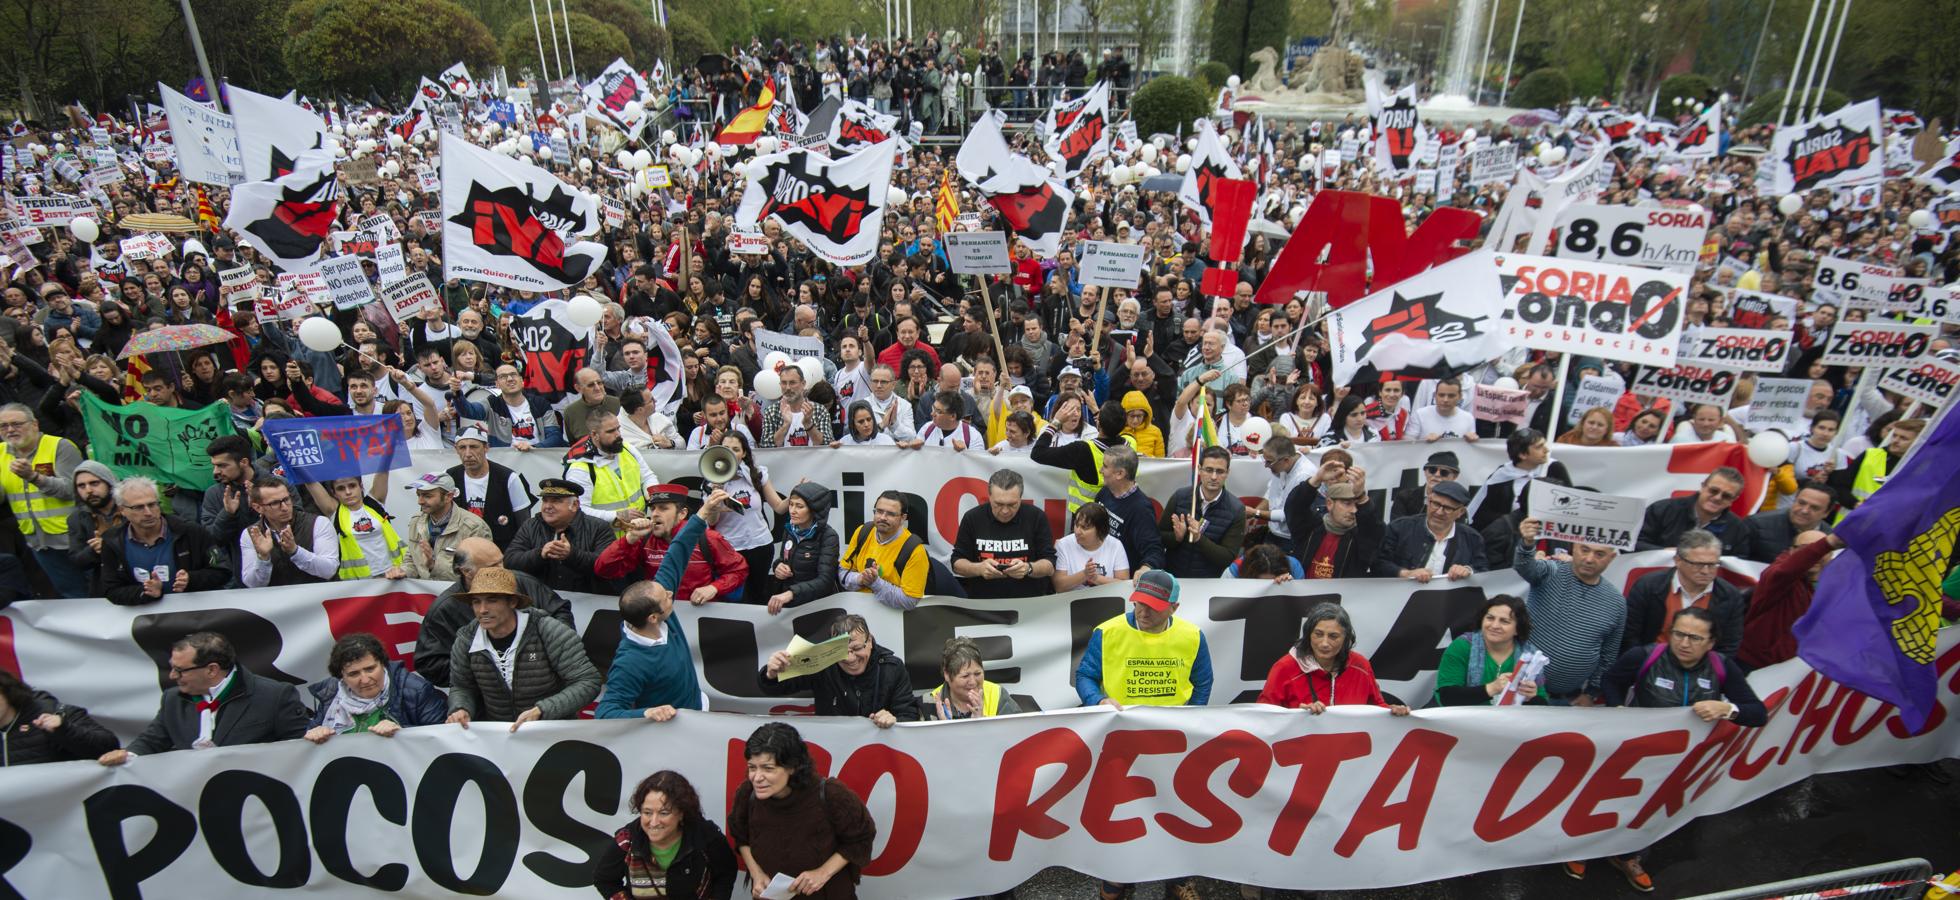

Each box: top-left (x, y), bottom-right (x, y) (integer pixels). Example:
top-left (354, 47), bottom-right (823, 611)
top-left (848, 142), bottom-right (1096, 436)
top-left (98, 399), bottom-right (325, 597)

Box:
top-left (1544, 352), bottom-right (1572, 434)
top-left (1809, 0), bottom-right (1853, 120)
top-left (528, 0), bottom-right (552, 89)
top-left (1776, 0), bottom-right (1823, 128)
top-left (559, 0), bottom-right (580, 83)
top-left (543, 0), bottom-right (566, 87)
top-left (177, 0), bottom-right (224, 113)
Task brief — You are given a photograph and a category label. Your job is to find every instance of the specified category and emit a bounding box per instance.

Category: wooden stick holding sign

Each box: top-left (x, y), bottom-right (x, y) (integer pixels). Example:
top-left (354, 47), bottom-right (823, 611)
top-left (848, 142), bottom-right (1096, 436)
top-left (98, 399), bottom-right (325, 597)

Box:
top-left (945, 231), bottom-right (1013, 366)
top-left (1079, 239), bottom-right (1149, 373)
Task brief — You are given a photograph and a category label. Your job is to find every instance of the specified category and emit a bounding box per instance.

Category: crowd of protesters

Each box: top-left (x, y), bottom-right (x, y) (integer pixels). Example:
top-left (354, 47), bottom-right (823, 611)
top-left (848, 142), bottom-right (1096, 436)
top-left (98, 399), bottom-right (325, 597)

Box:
top-left (0, 28), bottom-right (1955, 899)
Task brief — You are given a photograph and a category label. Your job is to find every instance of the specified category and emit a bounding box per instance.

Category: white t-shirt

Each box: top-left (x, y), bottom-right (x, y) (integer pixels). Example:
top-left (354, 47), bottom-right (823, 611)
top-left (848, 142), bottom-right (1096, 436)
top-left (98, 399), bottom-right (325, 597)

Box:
top-left (1410, 406), bottom-right (1477, 441)
top-left (713, 468), bottom-right (774, 550)
top-left (839, 431), bottom-right (896, 446)
top-left (1054, 534), bottom-right (1129, 591)
top-left (341, 504), bottom-right (395, 569)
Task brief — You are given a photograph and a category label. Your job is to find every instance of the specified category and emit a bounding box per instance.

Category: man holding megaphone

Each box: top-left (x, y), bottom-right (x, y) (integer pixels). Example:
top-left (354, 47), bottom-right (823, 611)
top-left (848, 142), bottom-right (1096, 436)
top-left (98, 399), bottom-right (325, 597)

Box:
top-left (595, 482), bottom-right (749, 605)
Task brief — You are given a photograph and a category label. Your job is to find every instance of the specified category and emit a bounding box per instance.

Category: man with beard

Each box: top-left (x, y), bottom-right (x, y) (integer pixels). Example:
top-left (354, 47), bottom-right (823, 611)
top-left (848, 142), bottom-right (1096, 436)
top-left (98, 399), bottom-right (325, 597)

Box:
top-left (413, 537), bottom-right (573, 687)
top-left (564, 411), bottom-right (661, 532)
top-left (617, 385), bottom-right (681, 452)
top-left (454, 307), bottom-right (500, 363)
top-left (442, 567), bottom-right (601, 732)
top-left (400, 473), bottom-right (491, 582)
top-left (507, 479), bottom-right (623, 595)
top-left (63, 461), bottom-right (120, 589)
top-left (563, 367), bottom-right (622, 444)
top-left (684, 394), bottom-right (754, 448)
top-left (762, 364), bottom-right (833, 448)
top-left (596, 482), bottom-right (748, 604)
top-left (446, 424), bottom-right (535, 545)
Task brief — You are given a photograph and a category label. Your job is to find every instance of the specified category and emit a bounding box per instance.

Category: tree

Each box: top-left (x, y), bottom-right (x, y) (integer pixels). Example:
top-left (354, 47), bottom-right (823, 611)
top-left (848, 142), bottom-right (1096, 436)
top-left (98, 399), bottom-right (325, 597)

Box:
top-left (666, 11), bottom-right (717, 68)
top-left (667, 0), bottom-right (754, 57)
top-left (1195, 61), bottom-right (1230, 94)
top-left (284, 0), bottom-right (499, 97)
top-left (1131, 74), bottom-right (1209, 138)
top-left (1739, 88), bottom-right (1849, 128)
top-left (1209, 0), bottom-right (1289, 77)
top-left (571, 0), bottom-right (668, 69)
top-left (501, 11), bottom-right (628, 82)
top-left (1110, 0), bottom-right (1178, 71)
top-left (1510, 68), bottom-right (1572, 109)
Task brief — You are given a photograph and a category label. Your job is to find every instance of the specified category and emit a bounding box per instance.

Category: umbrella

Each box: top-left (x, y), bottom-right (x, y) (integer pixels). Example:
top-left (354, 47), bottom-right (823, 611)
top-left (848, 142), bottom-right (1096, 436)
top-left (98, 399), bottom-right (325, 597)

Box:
top-left (118, 213), bottom-right (199, 233)
top-left (695, 54), bottom-right (734, 77)
top-left (117, 323), bottom-right (236, 360)
top-left (1140, 173), bottom-right (1183, 193)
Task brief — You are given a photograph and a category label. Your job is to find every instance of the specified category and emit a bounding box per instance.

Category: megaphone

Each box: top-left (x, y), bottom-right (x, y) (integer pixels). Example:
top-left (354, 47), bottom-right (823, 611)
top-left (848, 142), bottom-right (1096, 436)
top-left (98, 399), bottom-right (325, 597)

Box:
top-left (699, 446), bottom-right (739, 484)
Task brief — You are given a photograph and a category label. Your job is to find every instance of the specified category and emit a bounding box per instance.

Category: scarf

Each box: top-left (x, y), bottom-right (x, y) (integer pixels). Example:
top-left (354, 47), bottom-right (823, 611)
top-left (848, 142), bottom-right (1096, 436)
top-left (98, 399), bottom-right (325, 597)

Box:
top-left (1321, 512), bottom-right (1354, 536)
top-left (1466, 633), bottom-right (1535, 687)
top-left (785, 519), bottom-right (819, 543)
top-left (319, 667), bottom-right (390, 733)
top-left (1465, 460), bottom-right (1549, 521)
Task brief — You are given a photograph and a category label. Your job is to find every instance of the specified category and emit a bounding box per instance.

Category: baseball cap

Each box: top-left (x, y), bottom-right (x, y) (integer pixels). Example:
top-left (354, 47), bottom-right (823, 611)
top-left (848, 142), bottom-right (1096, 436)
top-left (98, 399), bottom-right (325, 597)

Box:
top-left (1432, 481), bottom-right (1472, 506)
top-left (1129, 569), bottom-right (1180, 611)
top-left (404, 472), bottom-right (457, 495)
top-left (456, 423), bottom-right (490, 445)
top-left (1008, 385), bottom-right (1033, 401)
top-left (1059, 365), bottom-right (1083, 381)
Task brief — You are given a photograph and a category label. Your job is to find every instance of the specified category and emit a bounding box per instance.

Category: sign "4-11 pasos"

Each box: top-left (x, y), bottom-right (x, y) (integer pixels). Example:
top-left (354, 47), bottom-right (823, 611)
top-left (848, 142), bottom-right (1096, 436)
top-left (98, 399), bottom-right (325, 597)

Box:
top-left (1552, 203), bottom-right (1708, 272)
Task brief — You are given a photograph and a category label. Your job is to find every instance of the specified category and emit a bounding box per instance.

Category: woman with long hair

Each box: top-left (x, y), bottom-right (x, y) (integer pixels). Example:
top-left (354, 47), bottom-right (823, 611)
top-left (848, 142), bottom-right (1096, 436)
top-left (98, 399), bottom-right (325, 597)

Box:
top-left (710, 430), bottom-right (789, 602)
top-left (729, 722), bottom-right (876, 898)
top-left (1557, 407), bottom-right (1617, 447)
top-left (1258, 603), bottom-right (1411, 714)
top-left (1318, 393), bottom-right (1377, 448)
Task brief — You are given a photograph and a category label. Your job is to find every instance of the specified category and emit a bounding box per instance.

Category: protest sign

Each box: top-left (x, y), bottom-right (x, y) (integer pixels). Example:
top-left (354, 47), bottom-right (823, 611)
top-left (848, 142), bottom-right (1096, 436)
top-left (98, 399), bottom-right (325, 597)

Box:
top-left (754, 327), bottom-right (826, 363)
top-left (260, 415), bottom-right (412, 484)
top-left (317, 254), bottom-right (374, 310)
top-left (217, 266), bottom-right (258, 306)
top-left (358, 212), bottom-right (397, 241)
top-left (1552, 203), bottom-right (1708, 271)
top-left (1746, 377), bottom-right (1813, 434)
top-left (331, 229), bottom-right (377, 257)
top-left (79, 394), bottom-right (234, 491)
top-left (1470, 383), bottom-right (1530, 423)
top-left (415, 165), bottom-right (439, 192)
top-left (1910, 284), bottom-right (1960, 326)
top-left (956, 211), bottom-right (981, 232)
top-left (944, 231), bottom-right (1011, 274)
top-left (158, 82), bottom-right (244, 185)
top-left (340, 157), bottom-right (381, 184)
top-left (12, 194), bottom-right (79, 226)
top-left (1565, 374), bottom-right (1625, 426)
top-left (1630, 361), bottom-right (1740, 408)
top-left (1879, 358), bottom-right (1960, 407)
top-left (1495, 254), bottom-right (1689, 367)
top-left (729, 227), bottom-right (768, 255)
top-left (373, 241), bottom-right (407, 285)
top-left (1818, 322), bottom-right (1938, 366)
top-left (599, 194), bottom-right (626, 228)
top-left (644, 164), bottom-right (671, 188)
top-left (1812, 255), bottom-right (1899, 307)
top-left (1678, 327), bottom-right (1794, 374)
top-left (1464, 143), bottom-right (1517, 186)
top-left (86, 164), bottom-right (123, 187)
top-left (118, 235), bottom-right (160, 260)
top-left (1726, 289), bottom-right (1797, 329)
top-left (1078, 239), bottom-right (1148, 289)
top-left (1527, 482), bottom-right (1646, 551)
top-left (1770, 98), bottom-right (1883, 194)
top-left (380, 274), bottom-right (442, 322)
top-left (1413, 168), bottom-right (1437, 195)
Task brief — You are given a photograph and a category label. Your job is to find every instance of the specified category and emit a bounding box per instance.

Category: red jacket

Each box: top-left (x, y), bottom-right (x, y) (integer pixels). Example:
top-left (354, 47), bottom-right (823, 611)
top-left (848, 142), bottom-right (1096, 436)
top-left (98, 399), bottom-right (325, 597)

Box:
top-left (1741, 536), bottom-right (1835, 669)
top-left (594, 524), bottom-right (749, 601)
top-left (876, 339), bottom-right (940, 374)
top-left (1257, 650), bottom-right (1390, 709)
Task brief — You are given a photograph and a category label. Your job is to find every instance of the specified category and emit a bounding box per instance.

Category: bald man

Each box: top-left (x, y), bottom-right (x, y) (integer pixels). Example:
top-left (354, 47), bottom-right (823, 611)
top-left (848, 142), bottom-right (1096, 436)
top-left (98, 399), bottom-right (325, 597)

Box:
top-left (410, 537), bottom-right (575, 686)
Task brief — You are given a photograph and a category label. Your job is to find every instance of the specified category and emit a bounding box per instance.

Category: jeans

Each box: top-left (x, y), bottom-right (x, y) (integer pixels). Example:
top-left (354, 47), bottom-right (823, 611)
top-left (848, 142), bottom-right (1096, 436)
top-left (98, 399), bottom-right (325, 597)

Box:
top-left (33, 546), bottom-right (91, 599)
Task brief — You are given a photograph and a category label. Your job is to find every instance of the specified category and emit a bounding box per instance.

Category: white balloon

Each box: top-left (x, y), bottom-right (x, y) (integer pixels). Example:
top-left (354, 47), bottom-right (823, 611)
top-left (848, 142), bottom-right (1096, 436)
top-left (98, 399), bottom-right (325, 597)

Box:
top-left (623, 101), bottom-right (644, 119)
top-left (616, 149), bottom-right (633, 166)
top-left (1111, 164), bottom-right (1132, 184)
top-left (298, 318), bottom-right (343, 353)
top-left (565, 294), bottom-right (605, 328)
top-left (1746, 430), bottom-right (1791, 468)
top-left (68, 217), bottom-right (99, 243)
top-left (753, 370), bottom-right (783, 401)
top-left (681, 147), bottom-right (701, 167)
top-left (550, 127), bottom-right (567, 140)
top-left (578, 157), bottom-right (593, 172)
top-left (755, 136), bottom-right (780, 154)
top-left (331, 125), bottom-right (345, 136)
top-left (349, 147), bottom-right (368, 160)
top-left (1493, 377), bottom-right (1521, 392)
top-left (1778, 194), bottom-right (1803, 216)
top-left (1541, 145), bottom-right (1567, 165)
top-left (1461, 127), bottom-right (1478, 142)
top-left (719, 143), bottom-right (739, 158)
top-left (1186, 136), bottom-right (1200, 152)
top-left (888, 187), bottom-right (909, 207)
top-left (795, 357), bottom-right (824, 386)
top-left (1240, 418), bottom-right (1272, 452)
top-left (731, 161), bottom-right (748, 178)
top-left (1909, 209), bottom-right (1935, 229)
top-left (1226, 75), bottom-right (1241, 88)
top-left (1141, 164), bottom-right (1160, 178)
top-left (1298, 154), bottom-right (1314, 170)
top-left (632, 148), bottom-right (654, 169)
top-left (355, 138), bottom-right (377, 153)
top-left (661, 129), bottom-right (678, 145)
top-left (763, 351), bottom-right (791, 374)
top-left (382, 160), bottom-right (401, 177)
top-left (1175, 154), bottom-right (1191, 173)
top-left (1138, 144), bottom-right (1158, 164)
top-left (387, 133), bottom-right (406, 149)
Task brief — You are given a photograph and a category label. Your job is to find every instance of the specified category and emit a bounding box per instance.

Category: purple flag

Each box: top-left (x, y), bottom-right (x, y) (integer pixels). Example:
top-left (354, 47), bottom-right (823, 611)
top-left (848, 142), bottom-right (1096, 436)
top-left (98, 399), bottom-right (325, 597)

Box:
top-left (1793, 413), bottom-right (1960, 732)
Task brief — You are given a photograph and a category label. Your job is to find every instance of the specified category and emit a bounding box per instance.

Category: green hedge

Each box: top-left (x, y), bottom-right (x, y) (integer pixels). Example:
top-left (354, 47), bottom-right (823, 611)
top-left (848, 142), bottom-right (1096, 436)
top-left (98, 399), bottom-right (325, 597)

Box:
top-left (1132, 76), bottom-right (1212, 140)
top-left (1739, 88), bottom-right (1850, 127)
top-left (1509, 68), bottom-right (1571, 109)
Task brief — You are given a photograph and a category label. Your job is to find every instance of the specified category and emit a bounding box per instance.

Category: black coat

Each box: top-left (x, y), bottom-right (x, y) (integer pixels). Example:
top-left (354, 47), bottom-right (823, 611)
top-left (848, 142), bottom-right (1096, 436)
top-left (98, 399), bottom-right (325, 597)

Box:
top-left (1468, 462), bottom-right (1571, 534)
top-left (1286, 499), bottom-right (1385, 580)
top-left (1737, 509), bottom-right (1830, 564)
top-left (413, 570), bottom-right (573, 687)
top-left (305, 660), bottom-right (449, 729)
top-left (757, 643), bottom-right (920, 720)
top-left (97, 516), bottom-right (232, 605)
top-left (505, 512), bottom-right (619, 595)
top-left (1622, 569), bottom-right (1747, 658)
top-left (592, 817), bottom-right (738, 900)
top-left (1636, 496), bottom-right (1746, 554)
top-left (125, 668), bottom-right (309, 754)
top-left (0, 690), bottom-right (119, 765)
top-left (1373, 514), bottom-right (1490, 577)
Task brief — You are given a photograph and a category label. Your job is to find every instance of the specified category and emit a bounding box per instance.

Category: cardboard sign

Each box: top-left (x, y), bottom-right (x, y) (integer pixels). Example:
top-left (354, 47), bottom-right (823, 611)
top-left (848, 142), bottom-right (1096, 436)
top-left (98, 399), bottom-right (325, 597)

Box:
top-left (331, 230), bottom-right (377, 257)
top-left (1528, 483), bottom-right (1644, 551)
top-left (1812, 255), bottom-right (1898, 308)
top-left (1818, 322), bottom-right (1938, 366)
top-left (1470, 384), bottom-right (1530, 424)
top-left (373, 241), bottom-right (407, 285)
top-left (380, 274), bottom-right (442, 322)
top-left (754, 327), bottom-right (825, 362)
top-left (644, 165), bottom-right (671, 188)
top-left (1879, 358), bottom-right (1960, 407)
top-left (1078, 239), bottom-right (1148, 289)
top-left (218, 266), bottom-right (258, 306)
top-left (1908, 284), bottom-right (1960, 326)
top-left (13, 195), bottom-right (80, 226)
top-left (359, 213), bottom-right (398, 241)
top-left (944, 231), bottom-right (1011, 275)
top-left (1552, 203), bottom-right (1708, 271)
top-left (266, 275), bottom-right (323, 320)
top-left (956, 212), bottom-right (981, 232)
top-left (1629, 361), bottom-right (1739, 408)
top-left (317, 254), bottom-right (374, 310)
top-left (416, 210), bottom-right (442, 233)
top-left (118, 234), bottom-right (168, 260)
top-left (1726, 289), bottom-right (1797, 329)
top-left (1677, 327), bottom-right (1793, 374)
top-left (341, 158), bottom-right (381, 185)
top-left (1566, 374), bottom-right (1625, 427)
top-left (600, 195), bottom-right (626, 229)
top-left (86, 164), bottom-right (123, 187)
top-left (415, 166), bottom-right (440, 192)
top-left (1747, 377), bottom-right (1812, 434)
top-left (729, 228), bottom-right (768, 255)
top-left (1464, 144), bottom-right (1518, 186)
top-left (1496, 254), bottom-right (1690, 367)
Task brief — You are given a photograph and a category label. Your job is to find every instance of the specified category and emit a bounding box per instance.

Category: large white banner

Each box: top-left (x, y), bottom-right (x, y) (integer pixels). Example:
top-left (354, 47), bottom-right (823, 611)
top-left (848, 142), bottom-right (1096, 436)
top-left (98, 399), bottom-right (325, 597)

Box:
top-left (735, 141), bottom-right (897, 267)
top-left (156, 83), bottom-right (243, 186)
top-left (0, 551), bottom-right (1767, 741)
top-left (227, 84), bottom-right (328, 183)
top-left (440, 138), bottom-right (608, 291)
top-left (1771, 98), bottom-right (1884, 195)
top-left (1, 634), bottom-right (1955, 899)
top-left (1494, 254), bottom-right (1690, 367)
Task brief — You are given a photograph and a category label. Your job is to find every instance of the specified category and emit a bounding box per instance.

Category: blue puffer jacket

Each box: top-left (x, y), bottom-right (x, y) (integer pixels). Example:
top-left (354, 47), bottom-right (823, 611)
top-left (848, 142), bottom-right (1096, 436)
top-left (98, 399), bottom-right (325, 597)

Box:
top-left (307, 660), bottom-right (449, 730)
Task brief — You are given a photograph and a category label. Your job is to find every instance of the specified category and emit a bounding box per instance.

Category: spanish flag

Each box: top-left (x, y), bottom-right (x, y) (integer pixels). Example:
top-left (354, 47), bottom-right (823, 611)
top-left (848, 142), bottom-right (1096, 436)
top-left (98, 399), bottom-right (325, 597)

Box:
top-left (934, 169), bottom-right (959, 235)
top-left (714, 79), bottom-right (775, 145)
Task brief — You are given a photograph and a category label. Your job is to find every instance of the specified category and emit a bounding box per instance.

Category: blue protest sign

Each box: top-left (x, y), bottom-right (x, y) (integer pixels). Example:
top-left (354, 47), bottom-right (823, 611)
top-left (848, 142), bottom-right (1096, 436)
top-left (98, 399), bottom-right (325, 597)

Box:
top-left (260, 415), bottom-right (412, 484)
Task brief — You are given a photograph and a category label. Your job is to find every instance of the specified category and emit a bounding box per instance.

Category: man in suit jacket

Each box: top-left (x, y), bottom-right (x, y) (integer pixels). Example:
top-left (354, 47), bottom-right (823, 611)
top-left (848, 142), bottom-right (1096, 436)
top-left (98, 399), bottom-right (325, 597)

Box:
top-left (1374, 481), bottom-right (1490, 580)
top-left (1621, 530), bottom-right (1747, 659)
top-left (99, 631), bottom-right (308, 764)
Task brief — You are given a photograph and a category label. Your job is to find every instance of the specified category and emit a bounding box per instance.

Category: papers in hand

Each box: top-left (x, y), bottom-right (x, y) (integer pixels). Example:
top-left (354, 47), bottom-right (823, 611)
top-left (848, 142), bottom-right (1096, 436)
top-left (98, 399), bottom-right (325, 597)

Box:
top-left (1496, 649), bottom-right (1550, 706)
top-left (777, 632), bottom-right (853, 680)
top-left (760, 872), bottom-right (799, 900)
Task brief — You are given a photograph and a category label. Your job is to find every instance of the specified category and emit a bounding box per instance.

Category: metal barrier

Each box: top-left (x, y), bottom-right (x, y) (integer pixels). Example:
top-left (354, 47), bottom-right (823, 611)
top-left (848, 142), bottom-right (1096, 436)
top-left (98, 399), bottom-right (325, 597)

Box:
top-left (1680, 858), bottom-right (1934, 900)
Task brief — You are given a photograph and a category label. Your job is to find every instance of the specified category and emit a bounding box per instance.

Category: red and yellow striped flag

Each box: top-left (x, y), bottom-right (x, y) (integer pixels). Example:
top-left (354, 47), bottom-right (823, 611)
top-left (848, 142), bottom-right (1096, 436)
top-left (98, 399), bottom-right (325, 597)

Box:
top-left (714, 78), bottom-right (775, 145)
top-left (934, 169), bottom-right (959, 234)
top-left (193, 186), bottom-right (220, 231)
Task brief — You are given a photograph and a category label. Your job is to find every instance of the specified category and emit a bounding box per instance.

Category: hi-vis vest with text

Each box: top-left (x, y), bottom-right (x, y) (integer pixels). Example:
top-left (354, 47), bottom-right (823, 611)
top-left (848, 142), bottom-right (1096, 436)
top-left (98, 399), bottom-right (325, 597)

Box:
top-left (335, 504), bottom-right (403, 579)
top-left (580, 449), bottom-right (647, 530)
top-left (0, 435), bottom-right (73, 536)
top-left (1837, 448), bottom-right (1889, 523)
top-left (1096, 613), bottom-right (1202, 707)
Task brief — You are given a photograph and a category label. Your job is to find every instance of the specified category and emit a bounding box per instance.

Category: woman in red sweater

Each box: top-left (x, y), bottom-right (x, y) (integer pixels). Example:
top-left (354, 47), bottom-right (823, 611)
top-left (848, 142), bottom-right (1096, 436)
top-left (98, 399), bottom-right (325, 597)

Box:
top-left (1258, 603), bottom-right (1412, 715)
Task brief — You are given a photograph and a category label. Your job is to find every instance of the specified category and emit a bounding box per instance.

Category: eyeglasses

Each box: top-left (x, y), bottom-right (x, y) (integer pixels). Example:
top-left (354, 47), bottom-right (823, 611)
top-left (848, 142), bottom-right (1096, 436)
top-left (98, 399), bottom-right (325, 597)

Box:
top-left (1675, 556), bottom-right (1720, 569)
top-left (1668, 630), bottom-right (1711, 645)
top-left (1426, 500), bottom-right (1464, 513)
top-left (169, 662), bottom-right (215, 676)
top-left (1702, 486), bottom-right (1739, 501)
top-left (258, 495), bottom-right (293, 508)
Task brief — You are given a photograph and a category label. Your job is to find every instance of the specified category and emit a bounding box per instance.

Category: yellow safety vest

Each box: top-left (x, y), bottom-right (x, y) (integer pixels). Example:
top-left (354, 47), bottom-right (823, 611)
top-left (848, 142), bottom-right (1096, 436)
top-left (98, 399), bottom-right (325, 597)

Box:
top-left (1096, 613), bottom-right (1202, 707)
top-left (0, 435), bottom-right (73, 536)
top-left (929, 680), bottom-right (1003, 717)
top-left (579, 450), bottom-right (647, 529)
top-left (1066, 435), bottom-right (1135, 513)
top-left (1836, 448), bottom-right (1889, 524)
top-left (335, 504), bottom-right (403, 579)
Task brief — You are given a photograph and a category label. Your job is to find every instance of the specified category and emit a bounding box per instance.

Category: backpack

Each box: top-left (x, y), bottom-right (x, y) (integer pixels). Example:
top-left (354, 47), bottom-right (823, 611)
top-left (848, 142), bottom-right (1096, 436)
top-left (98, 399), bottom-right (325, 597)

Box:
top-left (845, 524), bottom-right (966, 599)
top-left (1636, 643), bottom-right (1725, 686)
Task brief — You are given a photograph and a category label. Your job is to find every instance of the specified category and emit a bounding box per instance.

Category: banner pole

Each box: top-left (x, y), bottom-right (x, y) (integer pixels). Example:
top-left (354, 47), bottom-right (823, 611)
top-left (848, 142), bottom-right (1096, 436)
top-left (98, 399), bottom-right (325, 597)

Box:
top-left (1088, 286), bottom-right (1111, 369)
top-left (1546, 353), bottom-right (1572, 434)
top-left (976, 273), bottom-right (1009, 367)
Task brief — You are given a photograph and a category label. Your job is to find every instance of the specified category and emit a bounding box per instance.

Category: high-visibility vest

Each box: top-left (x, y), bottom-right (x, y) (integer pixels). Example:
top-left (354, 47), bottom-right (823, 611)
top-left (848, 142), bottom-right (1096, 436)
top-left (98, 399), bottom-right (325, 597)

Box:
top-left (1066, 436), bottom-right (1134, 513)
top-left (1095, 613), bottom-right (1202, 707)
top-left (1836, 448), bottom-right (1889, 524)
top-left (0, 435), bottom-right (73, 536)
top-left (578, 449), bottom-right (647, 525)
top-left (334, 504), bottom-right (403, 579)
top-left (929, 680), bottom-right (1003, 717)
